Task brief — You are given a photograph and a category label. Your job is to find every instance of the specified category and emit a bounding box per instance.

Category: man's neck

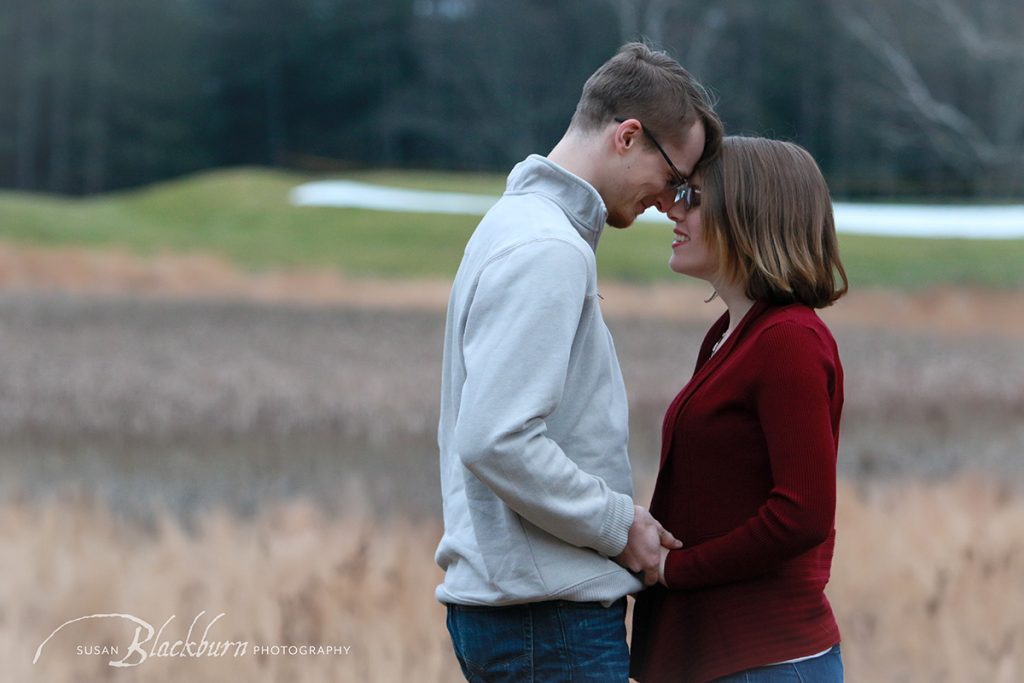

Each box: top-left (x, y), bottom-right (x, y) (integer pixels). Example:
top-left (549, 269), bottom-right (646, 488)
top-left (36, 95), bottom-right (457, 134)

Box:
top-left (547, 132), bottom-right (603, 194)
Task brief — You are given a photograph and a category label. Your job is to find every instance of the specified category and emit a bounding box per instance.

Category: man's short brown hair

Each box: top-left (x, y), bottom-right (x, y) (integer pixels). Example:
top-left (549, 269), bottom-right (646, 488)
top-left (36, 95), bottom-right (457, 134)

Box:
top-left (571, 42), bottom-right (723, 170)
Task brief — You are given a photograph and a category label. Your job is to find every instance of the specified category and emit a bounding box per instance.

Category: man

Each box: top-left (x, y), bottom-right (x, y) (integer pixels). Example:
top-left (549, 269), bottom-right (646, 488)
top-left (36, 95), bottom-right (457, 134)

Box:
top-left (436, 42), bottom-right (722, 681)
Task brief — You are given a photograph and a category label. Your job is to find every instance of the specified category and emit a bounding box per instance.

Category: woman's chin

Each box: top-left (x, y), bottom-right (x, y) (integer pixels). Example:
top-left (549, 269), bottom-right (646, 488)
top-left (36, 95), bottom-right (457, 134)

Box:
top-left (668, 258), bottom-right (690, 277)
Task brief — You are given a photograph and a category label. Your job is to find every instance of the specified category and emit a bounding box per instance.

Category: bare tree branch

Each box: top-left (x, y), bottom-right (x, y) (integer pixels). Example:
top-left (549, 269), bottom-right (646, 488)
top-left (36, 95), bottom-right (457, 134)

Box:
top-left (829, 0), bottom-right (1021, 170)
top-left (910, 0), bottom-right (1024, 62)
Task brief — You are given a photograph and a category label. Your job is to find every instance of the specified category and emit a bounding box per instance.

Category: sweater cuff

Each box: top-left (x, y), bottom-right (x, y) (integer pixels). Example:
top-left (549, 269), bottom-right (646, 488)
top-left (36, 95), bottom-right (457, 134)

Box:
top-left (594, 493), bottom-right (634, 558)
top-left (662, 547), bottom-right (690, 589)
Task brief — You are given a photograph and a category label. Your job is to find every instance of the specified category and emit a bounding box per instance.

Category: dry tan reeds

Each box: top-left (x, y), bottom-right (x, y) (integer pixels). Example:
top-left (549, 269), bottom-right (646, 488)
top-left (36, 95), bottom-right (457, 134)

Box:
top-left (9, 494), bottom-right (457, 682)
top-left (832, 476), bottom-right (1024, 682)
top-left (4, 477), bottom-right (1021, 682)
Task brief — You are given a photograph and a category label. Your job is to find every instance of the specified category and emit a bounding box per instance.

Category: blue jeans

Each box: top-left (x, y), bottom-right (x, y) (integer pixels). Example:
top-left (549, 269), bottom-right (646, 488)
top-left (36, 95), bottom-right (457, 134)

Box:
top-left (713, 644), bottom-right (844, 682)
top-left (445, 598), bottom-right (629, 682)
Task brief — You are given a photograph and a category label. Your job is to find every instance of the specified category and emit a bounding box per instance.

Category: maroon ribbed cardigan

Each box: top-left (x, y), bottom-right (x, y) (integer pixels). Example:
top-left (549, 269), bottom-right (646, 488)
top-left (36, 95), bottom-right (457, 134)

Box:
top-left (630, 300), bottom-right (843, 683)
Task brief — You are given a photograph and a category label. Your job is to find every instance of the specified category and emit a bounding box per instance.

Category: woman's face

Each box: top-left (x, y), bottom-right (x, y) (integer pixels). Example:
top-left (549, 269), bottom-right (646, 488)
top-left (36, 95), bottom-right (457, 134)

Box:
top-left (666, 175), bottom-right (718, 282)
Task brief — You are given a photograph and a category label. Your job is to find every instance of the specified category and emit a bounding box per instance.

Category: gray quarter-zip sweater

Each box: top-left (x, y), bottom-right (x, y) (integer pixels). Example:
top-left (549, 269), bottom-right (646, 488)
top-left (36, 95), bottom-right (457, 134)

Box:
top-left (435, 154), bottom-right (643, 605)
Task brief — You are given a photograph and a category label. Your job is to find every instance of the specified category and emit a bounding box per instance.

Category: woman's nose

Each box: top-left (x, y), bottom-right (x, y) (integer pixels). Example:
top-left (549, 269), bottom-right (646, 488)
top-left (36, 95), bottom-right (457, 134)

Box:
top-left (664, 196), bottom-right (687, 222)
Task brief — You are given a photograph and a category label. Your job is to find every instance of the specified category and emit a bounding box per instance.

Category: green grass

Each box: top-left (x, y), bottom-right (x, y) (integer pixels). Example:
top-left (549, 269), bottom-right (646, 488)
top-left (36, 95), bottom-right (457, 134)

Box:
top-left (1, 166), bottom-right (1022, 289)
top-left (598, 225), bottom-right (1024, 290)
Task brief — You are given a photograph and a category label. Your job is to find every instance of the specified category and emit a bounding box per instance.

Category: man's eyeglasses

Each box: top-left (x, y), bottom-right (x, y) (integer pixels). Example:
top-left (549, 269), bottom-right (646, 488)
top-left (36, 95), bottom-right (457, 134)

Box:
top-left (614, 116), bottom-right (687, 191)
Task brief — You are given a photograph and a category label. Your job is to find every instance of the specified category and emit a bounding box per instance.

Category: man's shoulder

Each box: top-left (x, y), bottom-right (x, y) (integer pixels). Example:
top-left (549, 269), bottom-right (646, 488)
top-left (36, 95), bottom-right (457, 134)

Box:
top-left (486, 189), bottom-right (576, 230)
top-left (473, 193), bottom-right (589, 256)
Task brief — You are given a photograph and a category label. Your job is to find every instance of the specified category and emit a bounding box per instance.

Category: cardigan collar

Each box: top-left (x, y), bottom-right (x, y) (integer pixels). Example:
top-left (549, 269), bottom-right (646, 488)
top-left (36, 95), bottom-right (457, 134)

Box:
top-left (658, 299), bottom-right (773, 467)
top-left (695, 299), bottom-right (772, 372)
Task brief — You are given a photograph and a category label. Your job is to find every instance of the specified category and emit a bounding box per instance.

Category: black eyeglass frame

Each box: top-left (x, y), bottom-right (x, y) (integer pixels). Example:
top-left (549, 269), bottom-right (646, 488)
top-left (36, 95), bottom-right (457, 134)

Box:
top-left (613, 116), bottom-right (689, 195)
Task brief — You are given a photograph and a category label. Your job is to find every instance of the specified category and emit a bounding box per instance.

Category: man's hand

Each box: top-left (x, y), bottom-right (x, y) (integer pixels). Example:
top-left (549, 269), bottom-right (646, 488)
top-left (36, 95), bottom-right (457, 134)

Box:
top-left (613, 506), bottom-right (681, 586)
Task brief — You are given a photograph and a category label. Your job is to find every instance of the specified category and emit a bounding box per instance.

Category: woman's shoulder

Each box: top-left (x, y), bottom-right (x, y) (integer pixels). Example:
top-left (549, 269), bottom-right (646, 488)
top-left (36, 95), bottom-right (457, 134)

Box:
top-left (749, 303), bottom-right (837, 352)
top-left (752, 301), bottom-right (827, 328)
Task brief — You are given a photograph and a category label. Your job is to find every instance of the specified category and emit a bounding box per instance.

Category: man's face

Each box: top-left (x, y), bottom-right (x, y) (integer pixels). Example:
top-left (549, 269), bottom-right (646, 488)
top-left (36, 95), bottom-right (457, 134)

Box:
top-left (606, 119), bottom-right (706, 229)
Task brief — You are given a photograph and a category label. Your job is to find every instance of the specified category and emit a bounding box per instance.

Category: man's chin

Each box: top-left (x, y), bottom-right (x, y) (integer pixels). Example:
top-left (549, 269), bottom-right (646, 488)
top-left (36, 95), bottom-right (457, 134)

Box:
top-left (606, 212), bottom-right (636, 229)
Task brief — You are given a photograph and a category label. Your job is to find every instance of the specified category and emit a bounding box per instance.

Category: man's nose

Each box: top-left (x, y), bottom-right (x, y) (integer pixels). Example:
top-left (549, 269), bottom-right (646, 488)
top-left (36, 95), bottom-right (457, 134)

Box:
top-left (652, 187), bottom-right (679, 214)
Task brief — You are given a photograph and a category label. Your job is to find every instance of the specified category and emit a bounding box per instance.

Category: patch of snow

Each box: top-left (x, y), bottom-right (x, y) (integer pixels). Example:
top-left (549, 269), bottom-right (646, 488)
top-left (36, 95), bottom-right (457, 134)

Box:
top-left (290, 180), bottom-right (1024, 239)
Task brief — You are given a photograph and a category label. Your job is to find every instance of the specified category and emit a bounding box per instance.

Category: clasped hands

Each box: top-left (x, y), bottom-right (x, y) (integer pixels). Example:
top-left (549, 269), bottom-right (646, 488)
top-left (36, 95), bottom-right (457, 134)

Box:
top-left (613, 505), bottom-right (679, 586)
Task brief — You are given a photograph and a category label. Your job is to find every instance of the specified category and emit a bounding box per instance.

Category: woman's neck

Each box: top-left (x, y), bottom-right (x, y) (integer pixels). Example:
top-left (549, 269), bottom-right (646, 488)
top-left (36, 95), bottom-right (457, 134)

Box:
top-left (714, 282), bottom-right (756, 343)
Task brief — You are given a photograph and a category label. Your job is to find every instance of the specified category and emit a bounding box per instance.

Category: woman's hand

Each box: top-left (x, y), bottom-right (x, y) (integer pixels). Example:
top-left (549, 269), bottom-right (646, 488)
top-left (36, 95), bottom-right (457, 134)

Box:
top-left (658, 546), bottom-right (671, 586)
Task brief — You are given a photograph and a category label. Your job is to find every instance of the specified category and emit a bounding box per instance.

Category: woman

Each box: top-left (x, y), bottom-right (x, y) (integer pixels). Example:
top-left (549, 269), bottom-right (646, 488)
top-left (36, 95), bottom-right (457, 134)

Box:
top-left (630, 136), bottom-right (849, 682)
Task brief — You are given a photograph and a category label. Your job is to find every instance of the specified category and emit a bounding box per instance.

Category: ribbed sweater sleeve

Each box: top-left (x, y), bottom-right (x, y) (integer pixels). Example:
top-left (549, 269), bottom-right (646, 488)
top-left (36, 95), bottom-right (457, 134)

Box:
top-left (663, 321), bottom-right (839, 589)
top-left (453, 237), bottom-right (634, 558)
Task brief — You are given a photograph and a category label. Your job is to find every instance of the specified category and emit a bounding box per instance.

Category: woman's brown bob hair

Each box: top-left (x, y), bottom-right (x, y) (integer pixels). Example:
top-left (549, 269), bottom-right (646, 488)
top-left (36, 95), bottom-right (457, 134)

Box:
top-left (701, 137), bottom-right (848, 308)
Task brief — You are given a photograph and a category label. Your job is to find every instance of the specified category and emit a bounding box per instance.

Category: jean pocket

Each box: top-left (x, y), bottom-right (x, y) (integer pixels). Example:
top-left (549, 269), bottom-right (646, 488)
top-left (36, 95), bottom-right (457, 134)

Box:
top-left (447, 605), bottom-right (531, 681)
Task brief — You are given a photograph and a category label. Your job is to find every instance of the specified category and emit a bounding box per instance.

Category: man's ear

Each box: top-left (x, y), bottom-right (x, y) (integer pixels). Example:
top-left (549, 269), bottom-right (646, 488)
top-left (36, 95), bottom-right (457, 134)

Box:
top-left (613, 118), bottom-right (643, 154)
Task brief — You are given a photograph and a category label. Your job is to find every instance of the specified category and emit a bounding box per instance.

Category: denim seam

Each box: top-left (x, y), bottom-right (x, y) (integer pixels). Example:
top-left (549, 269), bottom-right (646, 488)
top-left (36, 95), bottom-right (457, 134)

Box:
top-left (553, 602), bottom-right (573, 682)
top-left (525, 605), bottom-right (535, 683)
top-left (446, 608), bottom-right (473, 680)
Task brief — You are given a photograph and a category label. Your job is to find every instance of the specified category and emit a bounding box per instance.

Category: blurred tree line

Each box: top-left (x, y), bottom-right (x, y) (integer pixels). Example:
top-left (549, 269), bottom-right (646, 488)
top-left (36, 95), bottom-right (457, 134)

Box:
top-left (1, 0), bottom-right (1021, 198)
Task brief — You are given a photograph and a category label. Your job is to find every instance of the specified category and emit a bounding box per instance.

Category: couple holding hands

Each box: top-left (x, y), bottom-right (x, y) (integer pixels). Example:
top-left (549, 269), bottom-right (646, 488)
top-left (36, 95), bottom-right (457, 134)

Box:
top-left (436, 42), bottom-right (848, 683)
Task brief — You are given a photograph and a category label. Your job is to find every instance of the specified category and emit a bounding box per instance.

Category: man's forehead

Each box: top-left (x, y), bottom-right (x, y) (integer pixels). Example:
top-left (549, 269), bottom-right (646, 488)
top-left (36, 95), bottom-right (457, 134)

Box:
top-left (669, 122), bottom-right (706, 177)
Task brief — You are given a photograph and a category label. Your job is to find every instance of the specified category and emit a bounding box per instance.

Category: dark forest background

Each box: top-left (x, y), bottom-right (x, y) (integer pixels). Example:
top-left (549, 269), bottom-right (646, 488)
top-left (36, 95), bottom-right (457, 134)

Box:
top-left (2, 0), bottom-right (1022, 198)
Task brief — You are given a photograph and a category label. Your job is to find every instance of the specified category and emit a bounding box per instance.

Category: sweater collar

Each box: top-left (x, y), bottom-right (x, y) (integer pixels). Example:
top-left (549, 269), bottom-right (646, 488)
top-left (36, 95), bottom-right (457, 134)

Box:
top-left (505, 154), bottom-right (608, 252)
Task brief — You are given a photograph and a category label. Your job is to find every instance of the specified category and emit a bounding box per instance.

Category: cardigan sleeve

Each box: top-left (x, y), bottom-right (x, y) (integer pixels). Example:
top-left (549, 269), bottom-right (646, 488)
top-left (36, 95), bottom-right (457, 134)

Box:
top-left (662, 321), bottom-right (840, 590)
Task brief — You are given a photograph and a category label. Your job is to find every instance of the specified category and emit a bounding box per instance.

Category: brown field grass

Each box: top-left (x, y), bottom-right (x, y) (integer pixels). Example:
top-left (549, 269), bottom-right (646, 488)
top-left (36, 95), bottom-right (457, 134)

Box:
top-left (4, 243), bottom-right (1024, 681)
top-left (831, 477), bottom-right (1024, 682)
top-left (4, 241), bottom-right (1024, 338)
top-left (5, 477), bottom-right (1022, 682)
